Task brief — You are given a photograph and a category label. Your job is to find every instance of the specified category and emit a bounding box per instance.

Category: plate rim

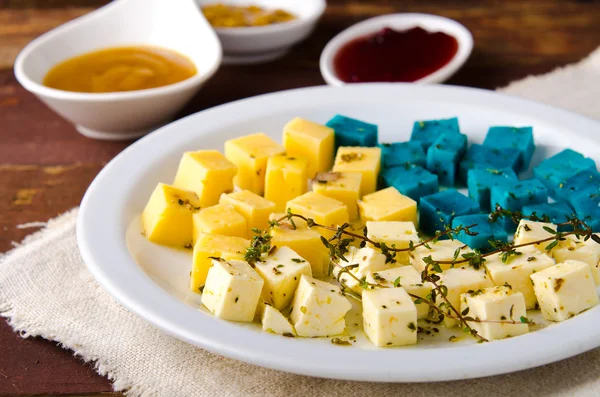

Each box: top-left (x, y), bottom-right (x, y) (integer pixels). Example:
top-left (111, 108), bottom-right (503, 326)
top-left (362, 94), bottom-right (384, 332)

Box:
top-left (77, 83), bottom-right (600, 382)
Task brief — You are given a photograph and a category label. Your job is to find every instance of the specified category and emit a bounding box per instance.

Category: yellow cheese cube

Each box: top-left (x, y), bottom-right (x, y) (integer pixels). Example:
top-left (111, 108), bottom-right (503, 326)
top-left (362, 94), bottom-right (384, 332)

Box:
top-left (283, 117), bottom-right (335, 178)
top-left (142, 183), bottom-right (200, 248)
top-left (191, 233), bottom-right (249, 291)
top-left (264, 155), bottom-right (309, 212)
top-left (269, 214), bottom-right (329, 276)
top-left (192, 203), bottom-right (247, 242)
top-left (312, 172), bottom-right (362, 220)
top-left (286, 192), bottom-right (349, 239)
top-left (224, 133), bottom-right (284, 195)
top-left (220, 190), bottom-right (276, 236)
top-left (358, 187), bottom-right (417, 224)
top-left (172, 150), bottom-right (237, 207)
top-left (332, 147), bottom-right (381, 195)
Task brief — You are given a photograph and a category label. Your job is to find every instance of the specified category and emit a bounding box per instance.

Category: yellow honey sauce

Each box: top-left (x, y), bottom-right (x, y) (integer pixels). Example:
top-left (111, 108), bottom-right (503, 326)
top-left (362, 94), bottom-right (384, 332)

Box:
top-left (202, 3), bottom-right (295, 28)
top-left (43, 46), bottom-right (197, 93)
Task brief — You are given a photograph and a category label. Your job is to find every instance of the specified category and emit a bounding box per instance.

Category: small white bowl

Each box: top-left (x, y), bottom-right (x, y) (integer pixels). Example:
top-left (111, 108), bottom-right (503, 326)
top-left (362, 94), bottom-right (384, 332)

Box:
top-left (196, 0), bottom-right (326, 64)
top-left (320, 13), bottom-right (473, 86)
top-left (15, 0), bottom-right (222, 141)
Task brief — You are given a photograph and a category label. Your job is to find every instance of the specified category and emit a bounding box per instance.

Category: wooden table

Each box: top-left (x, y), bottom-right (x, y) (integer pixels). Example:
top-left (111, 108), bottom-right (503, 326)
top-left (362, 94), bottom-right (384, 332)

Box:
top-left (1, 0), bottom-right (598, 395)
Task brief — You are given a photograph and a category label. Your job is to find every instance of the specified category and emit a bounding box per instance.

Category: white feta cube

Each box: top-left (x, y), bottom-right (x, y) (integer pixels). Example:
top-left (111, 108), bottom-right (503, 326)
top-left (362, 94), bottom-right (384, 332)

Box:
top-left (254, 246), bottom-right (312, 310)
top-left (366, 266), bottom-right (432, 319)
top-left (334, 246), bottom-right (389, 293)
top-left (530, 260), bottom-right (599, 322)
top-left (437, 268), bottom-right (493, 328)
top-left (261, 304), bottom-right (296, 336)
top-left (410, 239), bottom-right (473, 273)
top-left (366, 221), bottom-right (419, 264)
top-left (514, 220), bottom-right (558, 253)
top-left (461, 286), bottom-right (529, 340)
top-left (362, 287), bottom-right (417, 347)
top-left (484, 245), bottom-right (556, 309)
top-left (201, 259), bottom-right (264, 322)
top-left (290, 275), bottom-right (352, 337)
top-left (553, 234), bottom-right (600, 285)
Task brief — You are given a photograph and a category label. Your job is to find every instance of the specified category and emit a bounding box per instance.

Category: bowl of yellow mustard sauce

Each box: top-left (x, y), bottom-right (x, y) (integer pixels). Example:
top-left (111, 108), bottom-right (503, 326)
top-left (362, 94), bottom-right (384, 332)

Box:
top-left (197, 0), bottom-right (326, 64)
top-left (15, 0), bottom-right (222, 140)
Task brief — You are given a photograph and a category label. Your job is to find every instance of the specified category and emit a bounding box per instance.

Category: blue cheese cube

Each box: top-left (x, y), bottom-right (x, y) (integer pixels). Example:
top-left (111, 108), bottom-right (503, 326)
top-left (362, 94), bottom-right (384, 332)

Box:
top-left (521, 202), bottom-right (575, 231)
top-left (437, 268), bottom-right (493, 327)
top-left (366, 221), bottom-right (419, 264)
top-left (533, 149), bottom-right (596, 198)
top-left (366, 266), bottom-right (432, 319)
top-left (483, 126), bottom-right (535, 172)
top-left (410, 117), bottom-right (460, 152)
top-left (419, 189), bottom-right (480, 235)
top-left (467, 168), bottom-right (518, 212)
top-left (261, 304), bottom-right (296, 336)
top-left (326, 114), bottom-right (378, 150)
top-left (201, 259), bottom-right (264, 322)
top-left (484, 246), bottom-right (555, 309)
top-left (530, 260), bottom-right (599, 321)
top-left (362, 287), bottom-right (418, 347)
top-left (554, 170), bottom-right (600, 206)
top-left (289, 275), bottom-right (352, 337)
top-left (379, 164), bottom-right (439, 203)
top-left (378, 141), bottom-right (426, 169)
top-left (335, 247), bottom-right (389, 293)
top-left (452, 213), bottom-right (508, 250)
top-left (426, 132), bottom-right (468, 186)
top-left (254, 246), bottom-right (312, 310)
top-left (410, 239), bottom-right (473, 273)
top-left (461, 286), bottom-right (529, 340)
top-left (459, 144), bottom-right (520, 185)
top-left (490, 179), bottom-right (548, 233)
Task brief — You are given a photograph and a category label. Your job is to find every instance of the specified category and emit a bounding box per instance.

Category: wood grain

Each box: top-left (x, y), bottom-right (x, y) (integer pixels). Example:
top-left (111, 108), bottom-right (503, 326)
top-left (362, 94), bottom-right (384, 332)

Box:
top-left (0, 0), bottom-right (599, 395)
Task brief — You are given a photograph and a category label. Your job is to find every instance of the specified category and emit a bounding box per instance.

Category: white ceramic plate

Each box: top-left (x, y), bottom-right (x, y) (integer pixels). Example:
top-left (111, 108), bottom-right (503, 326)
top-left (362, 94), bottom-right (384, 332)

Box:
top-left (78, 84), bottom-right (600, 382)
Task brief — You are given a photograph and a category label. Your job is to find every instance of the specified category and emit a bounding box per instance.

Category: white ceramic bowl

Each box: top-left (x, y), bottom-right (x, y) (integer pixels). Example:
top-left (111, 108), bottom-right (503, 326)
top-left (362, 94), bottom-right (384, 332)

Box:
top-left (14, 0), bottom-right (222, 141)
top-left (320, 13), bottom-right (473, 86)
top-left (196, 0), bottom-right (326, 64)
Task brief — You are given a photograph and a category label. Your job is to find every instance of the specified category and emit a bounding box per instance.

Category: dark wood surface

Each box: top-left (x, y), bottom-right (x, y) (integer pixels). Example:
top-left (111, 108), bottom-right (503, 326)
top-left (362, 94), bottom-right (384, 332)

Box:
top-left (1, 0), bottom-right (599, 395)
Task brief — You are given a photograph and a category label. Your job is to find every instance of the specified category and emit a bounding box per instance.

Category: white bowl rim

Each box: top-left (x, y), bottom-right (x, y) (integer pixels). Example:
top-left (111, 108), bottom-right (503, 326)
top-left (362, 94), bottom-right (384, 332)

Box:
top-left (319, 13), bottom-right (474, 86)
top-left (14, 1), bottom-right (222, 103)
top-left (207, 0), bottom-right (327, 36)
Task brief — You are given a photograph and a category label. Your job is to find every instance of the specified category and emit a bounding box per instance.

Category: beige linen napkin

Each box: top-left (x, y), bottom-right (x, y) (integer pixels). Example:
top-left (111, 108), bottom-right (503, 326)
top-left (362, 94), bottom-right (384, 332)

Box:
top-left (2, 48), bottom-right (600, 397)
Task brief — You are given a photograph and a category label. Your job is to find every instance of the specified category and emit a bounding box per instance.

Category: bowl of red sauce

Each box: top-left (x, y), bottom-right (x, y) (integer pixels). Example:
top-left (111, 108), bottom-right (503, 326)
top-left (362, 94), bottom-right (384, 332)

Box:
top-left (320, 13), bottom-right (473, 85)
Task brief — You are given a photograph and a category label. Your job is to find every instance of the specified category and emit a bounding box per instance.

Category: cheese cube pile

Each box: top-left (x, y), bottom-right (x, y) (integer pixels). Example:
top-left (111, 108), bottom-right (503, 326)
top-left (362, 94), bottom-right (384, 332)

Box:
top-left (362, 287), bottom-right (418, 347)
top-left (461, 286), bottom-right (529, 340)
top-left (225, 133), bottom-right (284, 195)
top-left (530, 260), bottom-right (599, 321)
top-left (290, 275), bottom-right (352, 337)
top-left (253, 246), bottom-right (312, 310)
top-left (173, 150), bottom-right (237, 207)
top-left (201, 259), bottom-right (264, 322)
top-left (140, 113), bottom-right (600, 348)
top-left (142, 183), bottom-right (201, 248)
